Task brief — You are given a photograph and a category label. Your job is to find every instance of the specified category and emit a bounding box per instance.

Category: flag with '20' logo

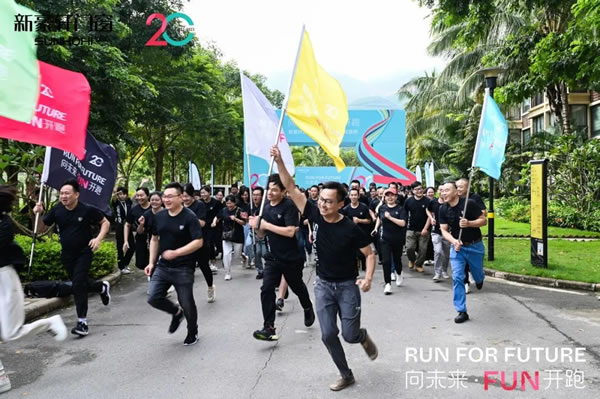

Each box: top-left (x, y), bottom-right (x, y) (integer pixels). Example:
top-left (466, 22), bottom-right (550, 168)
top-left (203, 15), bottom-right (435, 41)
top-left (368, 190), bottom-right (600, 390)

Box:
top-left (42, 132), bottom-right (118, 215)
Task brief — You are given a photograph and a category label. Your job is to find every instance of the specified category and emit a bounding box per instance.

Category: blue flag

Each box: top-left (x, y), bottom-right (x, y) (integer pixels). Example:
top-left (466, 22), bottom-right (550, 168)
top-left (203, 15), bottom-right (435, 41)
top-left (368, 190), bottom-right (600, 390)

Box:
top-left (472, 88), bottom-right (508, 179)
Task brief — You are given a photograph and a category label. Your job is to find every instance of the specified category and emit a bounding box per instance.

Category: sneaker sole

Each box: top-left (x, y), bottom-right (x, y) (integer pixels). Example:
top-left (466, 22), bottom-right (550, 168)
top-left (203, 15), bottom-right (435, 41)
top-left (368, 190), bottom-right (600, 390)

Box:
top-left (184, 338), bottom-right (199, 346)
top-left (101, 281), bottom-right (111, 306)
top-left (253, 333), bottom-right (279, 342)
top-left (71, 329), bottom-right (88, 336)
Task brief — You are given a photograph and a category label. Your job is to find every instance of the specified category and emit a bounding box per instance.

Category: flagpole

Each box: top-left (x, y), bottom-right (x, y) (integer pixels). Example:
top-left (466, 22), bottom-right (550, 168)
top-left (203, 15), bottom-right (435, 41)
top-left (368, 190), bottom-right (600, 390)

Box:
top-left (28, 182), bottom-right (46, 276)
top-left (258, 24), bottom-right (306, 218)
top-left (458, 89), bottom-right (489, 242)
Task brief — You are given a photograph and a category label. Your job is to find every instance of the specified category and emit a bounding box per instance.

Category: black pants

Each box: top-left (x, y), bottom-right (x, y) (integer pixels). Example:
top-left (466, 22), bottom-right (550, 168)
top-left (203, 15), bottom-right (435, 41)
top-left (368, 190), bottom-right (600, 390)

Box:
top-left (62, 248), bottom-right (103, 318)
top-left (134, 234), bottom-right (149, 270)
top-left (115, 223), bottom-right (135, 270)
top-left (204, 228), bottom-right (217, 261)
top-left (380, 240), bottom-right (404, 284)
top-left (147, 265), bottom-right (197, 334)
top-left (195, 246), bottom-right (213, 287)
top-left (260, 260), bottom-right (313, 328)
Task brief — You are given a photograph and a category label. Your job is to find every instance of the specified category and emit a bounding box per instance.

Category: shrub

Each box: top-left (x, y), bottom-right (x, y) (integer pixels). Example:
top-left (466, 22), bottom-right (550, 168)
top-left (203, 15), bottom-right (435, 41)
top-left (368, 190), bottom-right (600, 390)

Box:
top-left (14, 234), bottom-right (117, 282)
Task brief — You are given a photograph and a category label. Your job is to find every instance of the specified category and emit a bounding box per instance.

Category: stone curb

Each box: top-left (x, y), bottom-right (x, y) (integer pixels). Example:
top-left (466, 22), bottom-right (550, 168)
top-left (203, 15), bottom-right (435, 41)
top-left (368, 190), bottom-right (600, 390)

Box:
top-left (24, 270), bottom-right (122, 322)
top-left (485, 269), bottom-right (598, 292)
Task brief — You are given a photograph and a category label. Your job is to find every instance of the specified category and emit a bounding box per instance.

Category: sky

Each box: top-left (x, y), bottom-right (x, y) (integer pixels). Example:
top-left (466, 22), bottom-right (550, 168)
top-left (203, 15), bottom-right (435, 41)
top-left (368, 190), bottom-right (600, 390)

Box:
top-left (185, 0), bottom-right (446, 106)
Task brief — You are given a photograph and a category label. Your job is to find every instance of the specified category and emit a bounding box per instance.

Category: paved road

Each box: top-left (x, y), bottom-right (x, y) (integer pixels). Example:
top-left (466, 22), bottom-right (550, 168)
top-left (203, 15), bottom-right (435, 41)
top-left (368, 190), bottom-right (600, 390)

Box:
top-left (1, 259), bottom-right (599, 399)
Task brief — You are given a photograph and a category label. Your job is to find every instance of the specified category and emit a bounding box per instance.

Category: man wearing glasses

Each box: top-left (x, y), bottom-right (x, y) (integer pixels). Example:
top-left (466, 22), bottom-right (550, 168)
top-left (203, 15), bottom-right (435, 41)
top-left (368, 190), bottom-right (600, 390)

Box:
top-left (144, 183), bottom-right (203, 346)
top-left (263, 146), bottom-right (378, 392)
top-left (404, 181), bottom-right (431, 272)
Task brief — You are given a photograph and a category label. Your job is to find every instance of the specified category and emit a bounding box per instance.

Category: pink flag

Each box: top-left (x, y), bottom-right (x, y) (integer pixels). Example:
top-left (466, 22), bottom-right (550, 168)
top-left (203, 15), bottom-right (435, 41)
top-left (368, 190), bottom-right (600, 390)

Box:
top-left (0, 61), bottom-right (90, 159)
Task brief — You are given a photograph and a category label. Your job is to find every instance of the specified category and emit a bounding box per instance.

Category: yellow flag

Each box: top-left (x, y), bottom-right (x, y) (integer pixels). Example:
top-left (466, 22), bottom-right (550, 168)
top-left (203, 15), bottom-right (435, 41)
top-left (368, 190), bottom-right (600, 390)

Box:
top-left (287, 30), bottom-right (349, 171)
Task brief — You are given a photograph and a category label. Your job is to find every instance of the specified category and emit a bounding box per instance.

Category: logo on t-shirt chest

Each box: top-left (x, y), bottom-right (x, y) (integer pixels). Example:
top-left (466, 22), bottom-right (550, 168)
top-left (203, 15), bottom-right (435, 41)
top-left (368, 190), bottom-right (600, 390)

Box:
top-left (179, 225), bottom-right (184, 230)
top-left (77, 217), bottom-right (83, 222)
top-left (277, 214), bottom-right (282, 219)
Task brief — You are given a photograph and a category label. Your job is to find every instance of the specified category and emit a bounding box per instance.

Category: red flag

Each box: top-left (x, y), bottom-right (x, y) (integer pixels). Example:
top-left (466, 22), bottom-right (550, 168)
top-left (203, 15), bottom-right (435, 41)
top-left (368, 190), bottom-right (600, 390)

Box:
top-left (0, 61), bottom-right (90, 159)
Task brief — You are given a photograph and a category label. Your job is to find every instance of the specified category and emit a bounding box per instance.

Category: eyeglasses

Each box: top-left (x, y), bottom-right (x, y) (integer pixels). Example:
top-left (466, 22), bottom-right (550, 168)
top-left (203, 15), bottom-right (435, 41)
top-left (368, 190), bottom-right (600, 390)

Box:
top-left (162, 194), bottom-right (180, 199)
top-left (318, 197), bottom-right (336, 205)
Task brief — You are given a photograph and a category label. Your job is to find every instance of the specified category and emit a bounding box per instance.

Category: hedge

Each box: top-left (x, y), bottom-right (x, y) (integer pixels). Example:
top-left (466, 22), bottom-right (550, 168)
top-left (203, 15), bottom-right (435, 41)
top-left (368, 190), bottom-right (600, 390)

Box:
top-left (14, 234), bottom-right (117, 282)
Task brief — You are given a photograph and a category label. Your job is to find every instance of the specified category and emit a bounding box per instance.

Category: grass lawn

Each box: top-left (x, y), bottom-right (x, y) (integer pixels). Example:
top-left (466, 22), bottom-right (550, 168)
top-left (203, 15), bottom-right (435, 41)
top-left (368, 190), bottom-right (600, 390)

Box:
top-left (480, 216), bottom-right (600, 238)
top-left (483, 238), bottom-right (600, 283)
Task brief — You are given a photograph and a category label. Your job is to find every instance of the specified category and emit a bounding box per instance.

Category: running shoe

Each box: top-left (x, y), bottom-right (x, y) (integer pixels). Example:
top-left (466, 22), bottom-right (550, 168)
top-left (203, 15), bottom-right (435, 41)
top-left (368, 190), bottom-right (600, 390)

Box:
top-left (465, 282), bottom-right (471, 294)
top-left (395, 272), bottom-right (403, 286)
top-left (207, 285), bottom-right (216, 303)
top-left (329, 374), bottom-right (355, 391)
top-left (384, 283), bottom-right (392, 295)
top-left (48, 315), bottom-right (67, 341)
top-left (360, 330), bottom-right (378, 360)
top-left (0, 373), bottom-right (11, 394)
top-left (390, 272), bottom-right (396, 281)
top-left (100, 281), bottom-right (111, 306)
top-left (168, 308), bottom-right (184, 334)
top-left (184, 332), bottom-right (199, 346)
top-left (454, 312), bottom-right (469, 323)
top-left (253, 326), bottom-right (278, 341)
top-left (304, 307), bottom-right (315, 327)
top-left (71, 321), bottom-right (89, 336)
top-left (275, 298), bottom-right (284, 311)
top-left (120, 266), bottom-right (132, 275)
top-left (432, 273), bottom-right (441, 282)
top-left (224, 273), bottom-right (232, 281)
top-left (442, 272), bottom-right (450, 279)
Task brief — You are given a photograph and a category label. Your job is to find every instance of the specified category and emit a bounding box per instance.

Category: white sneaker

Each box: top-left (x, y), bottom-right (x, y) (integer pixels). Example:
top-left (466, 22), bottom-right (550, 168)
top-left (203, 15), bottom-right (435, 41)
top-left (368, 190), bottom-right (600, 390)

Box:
top-left (390, 273), bottom-right (396, 281)
top-left (433, 273), bottom-right (441, 282)
top-left (465, 282), bottom-right (471, 294)
top-left (207, 285), bottom-right (216, 303)
top-left (442, 272), bottom-right (450, 279)
top-left (167, 286), bottom-right (175, 295)
top-left (210, 263), bottom-right (218, 273)
top-left (0, 373), bottom-right (10, 394)
top-left (395, 272), bottom-right (403, 287)
top-left (121, 266), bottom-right (132, 274)
top-left (224, 273), bottom-right (232, 281)
top-left (384, 283), bottom-right (392, 295)
top-left (48, 315), bottom-right (68, 341)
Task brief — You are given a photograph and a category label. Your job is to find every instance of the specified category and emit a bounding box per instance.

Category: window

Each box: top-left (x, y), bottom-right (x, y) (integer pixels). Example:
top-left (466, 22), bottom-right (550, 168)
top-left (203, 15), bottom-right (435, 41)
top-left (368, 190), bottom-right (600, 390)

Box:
top-left (522, 98), bottom-right (531, 114)
top-left (570, 105), bottom-right (588, 130)
top-left (523, 128), bottom-right (531, 146)
top-left (509, 129), bottom-right (521, 147)
top-left (592, 105), bottom-right (600, 138)
top-left (549, 112), bottom-right (556, 127)
top-left (531, 92), bottom-right (544, 107)
top-left (532, 115), bottom-right (544, 134)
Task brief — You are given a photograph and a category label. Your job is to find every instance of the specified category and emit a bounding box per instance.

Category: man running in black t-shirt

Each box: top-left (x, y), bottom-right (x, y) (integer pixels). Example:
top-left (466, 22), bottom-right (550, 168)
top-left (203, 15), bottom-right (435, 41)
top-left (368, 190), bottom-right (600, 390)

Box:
top-left (34, 179), bottom-right (111, 337)
top-left (249, 174), bottom-right (315, 342)
top-left (265, 146), bottom-right (378, 392)
top-left (342, 188), bottom-right (372, 272)
top-left (404, 181), bottom-right (431, 272)
top-left (144, 183), bottom-right (204, 346)
top-left (439, 181), bottom-right (487, 324)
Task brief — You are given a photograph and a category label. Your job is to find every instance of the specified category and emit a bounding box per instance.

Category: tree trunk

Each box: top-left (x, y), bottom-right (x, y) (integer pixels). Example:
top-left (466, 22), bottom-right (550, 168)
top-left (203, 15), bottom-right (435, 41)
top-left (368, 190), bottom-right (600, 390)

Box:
top-left (546, 82), bottom-right (571, 135)
top-left (154, 140), bottom-right (165, 189)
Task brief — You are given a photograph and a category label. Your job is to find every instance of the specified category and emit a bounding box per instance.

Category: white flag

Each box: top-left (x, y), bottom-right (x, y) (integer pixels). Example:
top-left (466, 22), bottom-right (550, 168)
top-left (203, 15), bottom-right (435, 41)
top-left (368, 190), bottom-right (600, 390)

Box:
top-left (424, 162), bottom-right (431, 188)
top-left (415, 165), bottom-right (422, 183)
top-left (241, 73), bottom-right (295, 175)
top-left (188, 161), bottom-right (202, 189)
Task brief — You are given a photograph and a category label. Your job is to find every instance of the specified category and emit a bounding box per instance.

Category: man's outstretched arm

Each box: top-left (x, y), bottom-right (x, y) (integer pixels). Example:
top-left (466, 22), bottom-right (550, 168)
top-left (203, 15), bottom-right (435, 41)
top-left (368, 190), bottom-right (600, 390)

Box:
top-left (270, 145), bottom-right (307, 214)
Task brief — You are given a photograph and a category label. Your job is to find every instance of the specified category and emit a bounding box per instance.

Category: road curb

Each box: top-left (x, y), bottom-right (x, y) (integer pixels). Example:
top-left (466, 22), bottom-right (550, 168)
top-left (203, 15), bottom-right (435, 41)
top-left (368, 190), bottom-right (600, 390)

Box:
top-left (484, 268), bottom-right (598, 292)
top-left (24, 269), bottom-right (122, 322)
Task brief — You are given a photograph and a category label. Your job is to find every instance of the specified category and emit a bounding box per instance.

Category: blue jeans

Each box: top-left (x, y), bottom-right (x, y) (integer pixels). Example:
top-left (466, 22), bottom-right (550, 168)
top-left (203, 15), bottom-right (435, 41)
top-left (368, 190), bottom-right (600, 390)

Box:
top-left (450, 241), bottom-right (485, 313)
top-left (147, 265), bottom-right (197, 333)
top-left (314, 277), bottom-right (367, 379)
top-left (251, 239), bottom-right (267, 274)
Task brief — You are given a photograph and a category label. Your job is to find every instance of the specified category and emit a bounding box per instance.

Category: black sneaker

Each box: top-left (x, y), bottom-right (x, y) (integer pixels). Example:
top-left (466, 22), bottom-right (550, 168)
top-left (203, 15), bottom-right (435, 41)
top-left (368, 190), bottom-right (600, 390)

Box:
top-left (454, 312), bottom-right (469, 324)
top-left (256, 273), bottom-right (263, 280)
top-left (253, 326), bottom-right (278, 341)
top-left (304, 307), bottom-right (315, 327)
top-left (100, 281), bottom-right (111, 306)
top-left (476, 281), bottom-right (484, 290)
top-left (168, 308), bottom-right (184, 334)
top-left (71, 321), bottom-right (89, 336)
top-left (183, 332), bottom-right (199, 346)
top-left (275, 298), bottom-right (284, 311)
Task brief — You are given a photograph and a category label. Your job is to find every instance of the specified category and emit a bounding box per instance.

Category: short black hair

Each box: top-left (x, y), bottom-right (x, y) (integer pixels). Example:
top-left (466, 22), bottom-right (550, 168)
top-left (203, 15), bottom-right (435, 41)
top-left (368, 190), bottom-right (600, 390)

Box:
top-left (0, 184), bottom-right (17, 213)
top-left (183, 183), bottom-right (195, 196)
top-left (267, 174), bottom-right (285, 191)
top-left (444, 180), bottom-right (457, 188)
top-left (136, 186), bottom-right (150, 196)
top-left (252, 186), bottom-right (264, 196)
top-left (61, 178), bottom-right (80, 193)
top-left (350, 179), bottom-right (360, 186)
top-left (411, 181), bottom-right (422, 189)
top-left (116, 186), bottom-right (127, 195)
top-left (149, 191), bottom-right (163, 200)
top-left (200, 185), bottom-right (211, 194)
top-left (321, 181), bottom-right (347, 202)
top-left (349, 187), bottom-right (360, 195)
top-left (388, 182), bottom-right (398, 188)
top-left (310, 185), bottom-right (319, 190)
top-left (231, 183), bottom-right (238, 188)
top-left (225, 194), bottom-right (236, 203)
top-left (164, 182), bottom-right (183, 194)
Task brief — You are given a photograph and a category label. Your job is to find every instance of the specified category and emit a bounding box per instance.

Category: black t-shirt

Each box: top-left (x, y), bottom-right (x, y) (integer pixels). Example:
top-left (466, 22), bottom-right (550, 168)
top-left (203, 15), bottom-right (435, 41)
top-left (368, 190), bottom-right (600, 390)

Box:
top-left (0, 215), bottom-right (26, 268)
top-left (342, 202), bottom-right (372, 236)
top-left (203, 198), bottom-right (223, 227)
top-left (468, 193), bottom-right (487, 211)
top-left (427, 199), bottom-right (443, 235)
top-left (439, 198), bottom-right (483, 243)
top-left (404, 196), bottom-right (431, 231)
top-left (378, 204), bottom-right (407, 243)
top-left (112, 198), bottom-right (131, 225)
top-left (359, 195), bottom-right (369, 205)
top-left (369, 198), bottom-right (380, 213)
top-left (187, 200), bottom-right (207, 222)
top-left (151, 207), bottom-right (203, 267)
top-left (218, 207), bottom-right (244, 243)
top-left (263, 198), bottom-right (303, 263)
top-left (127, 204), bottom-right (151, 237)
top-left (142, 208), bottom-right (162, 236)
top-left (43, 202), bottom-right (104, 252)
top-left (303, 200), bottom-right (371, 281)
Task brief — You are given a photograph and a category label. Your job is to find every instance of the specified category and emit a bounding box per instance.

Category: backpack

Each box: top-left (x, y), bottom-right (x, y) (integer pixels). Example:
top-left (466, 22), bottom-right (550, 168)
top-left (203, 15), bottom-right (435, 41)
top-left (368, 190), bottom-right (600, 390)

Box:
top-left (24, 281), bottom-right (73, 298)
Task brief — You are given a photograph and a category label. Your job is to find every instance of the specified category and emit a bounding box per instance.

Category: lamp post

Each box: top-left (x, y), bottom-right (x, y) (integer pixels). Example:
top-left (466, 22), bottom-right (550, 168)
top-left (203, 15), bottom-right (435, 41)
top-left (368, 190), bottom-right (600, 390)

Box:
top-left (481, 67), bottom-right (503, 261)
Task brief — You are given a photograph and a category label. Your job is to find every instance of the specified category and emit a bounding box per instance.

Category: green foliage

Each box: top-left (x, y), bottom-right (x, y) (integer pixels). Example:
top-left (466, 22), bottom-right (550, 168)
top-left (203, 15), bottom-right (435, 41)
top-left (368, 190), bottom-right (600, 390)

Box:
top-left (14, 235), bottom-right (117, 282)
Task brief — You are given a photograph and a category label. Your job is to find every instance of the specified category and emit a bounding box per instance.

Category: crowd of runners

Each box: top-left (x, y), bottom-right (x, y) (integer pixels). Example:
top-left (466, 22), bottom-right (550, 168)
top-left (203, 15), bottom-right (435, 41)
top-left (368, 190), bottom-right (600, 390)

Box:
top-left (0, 145), bottom-right (487, 392)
